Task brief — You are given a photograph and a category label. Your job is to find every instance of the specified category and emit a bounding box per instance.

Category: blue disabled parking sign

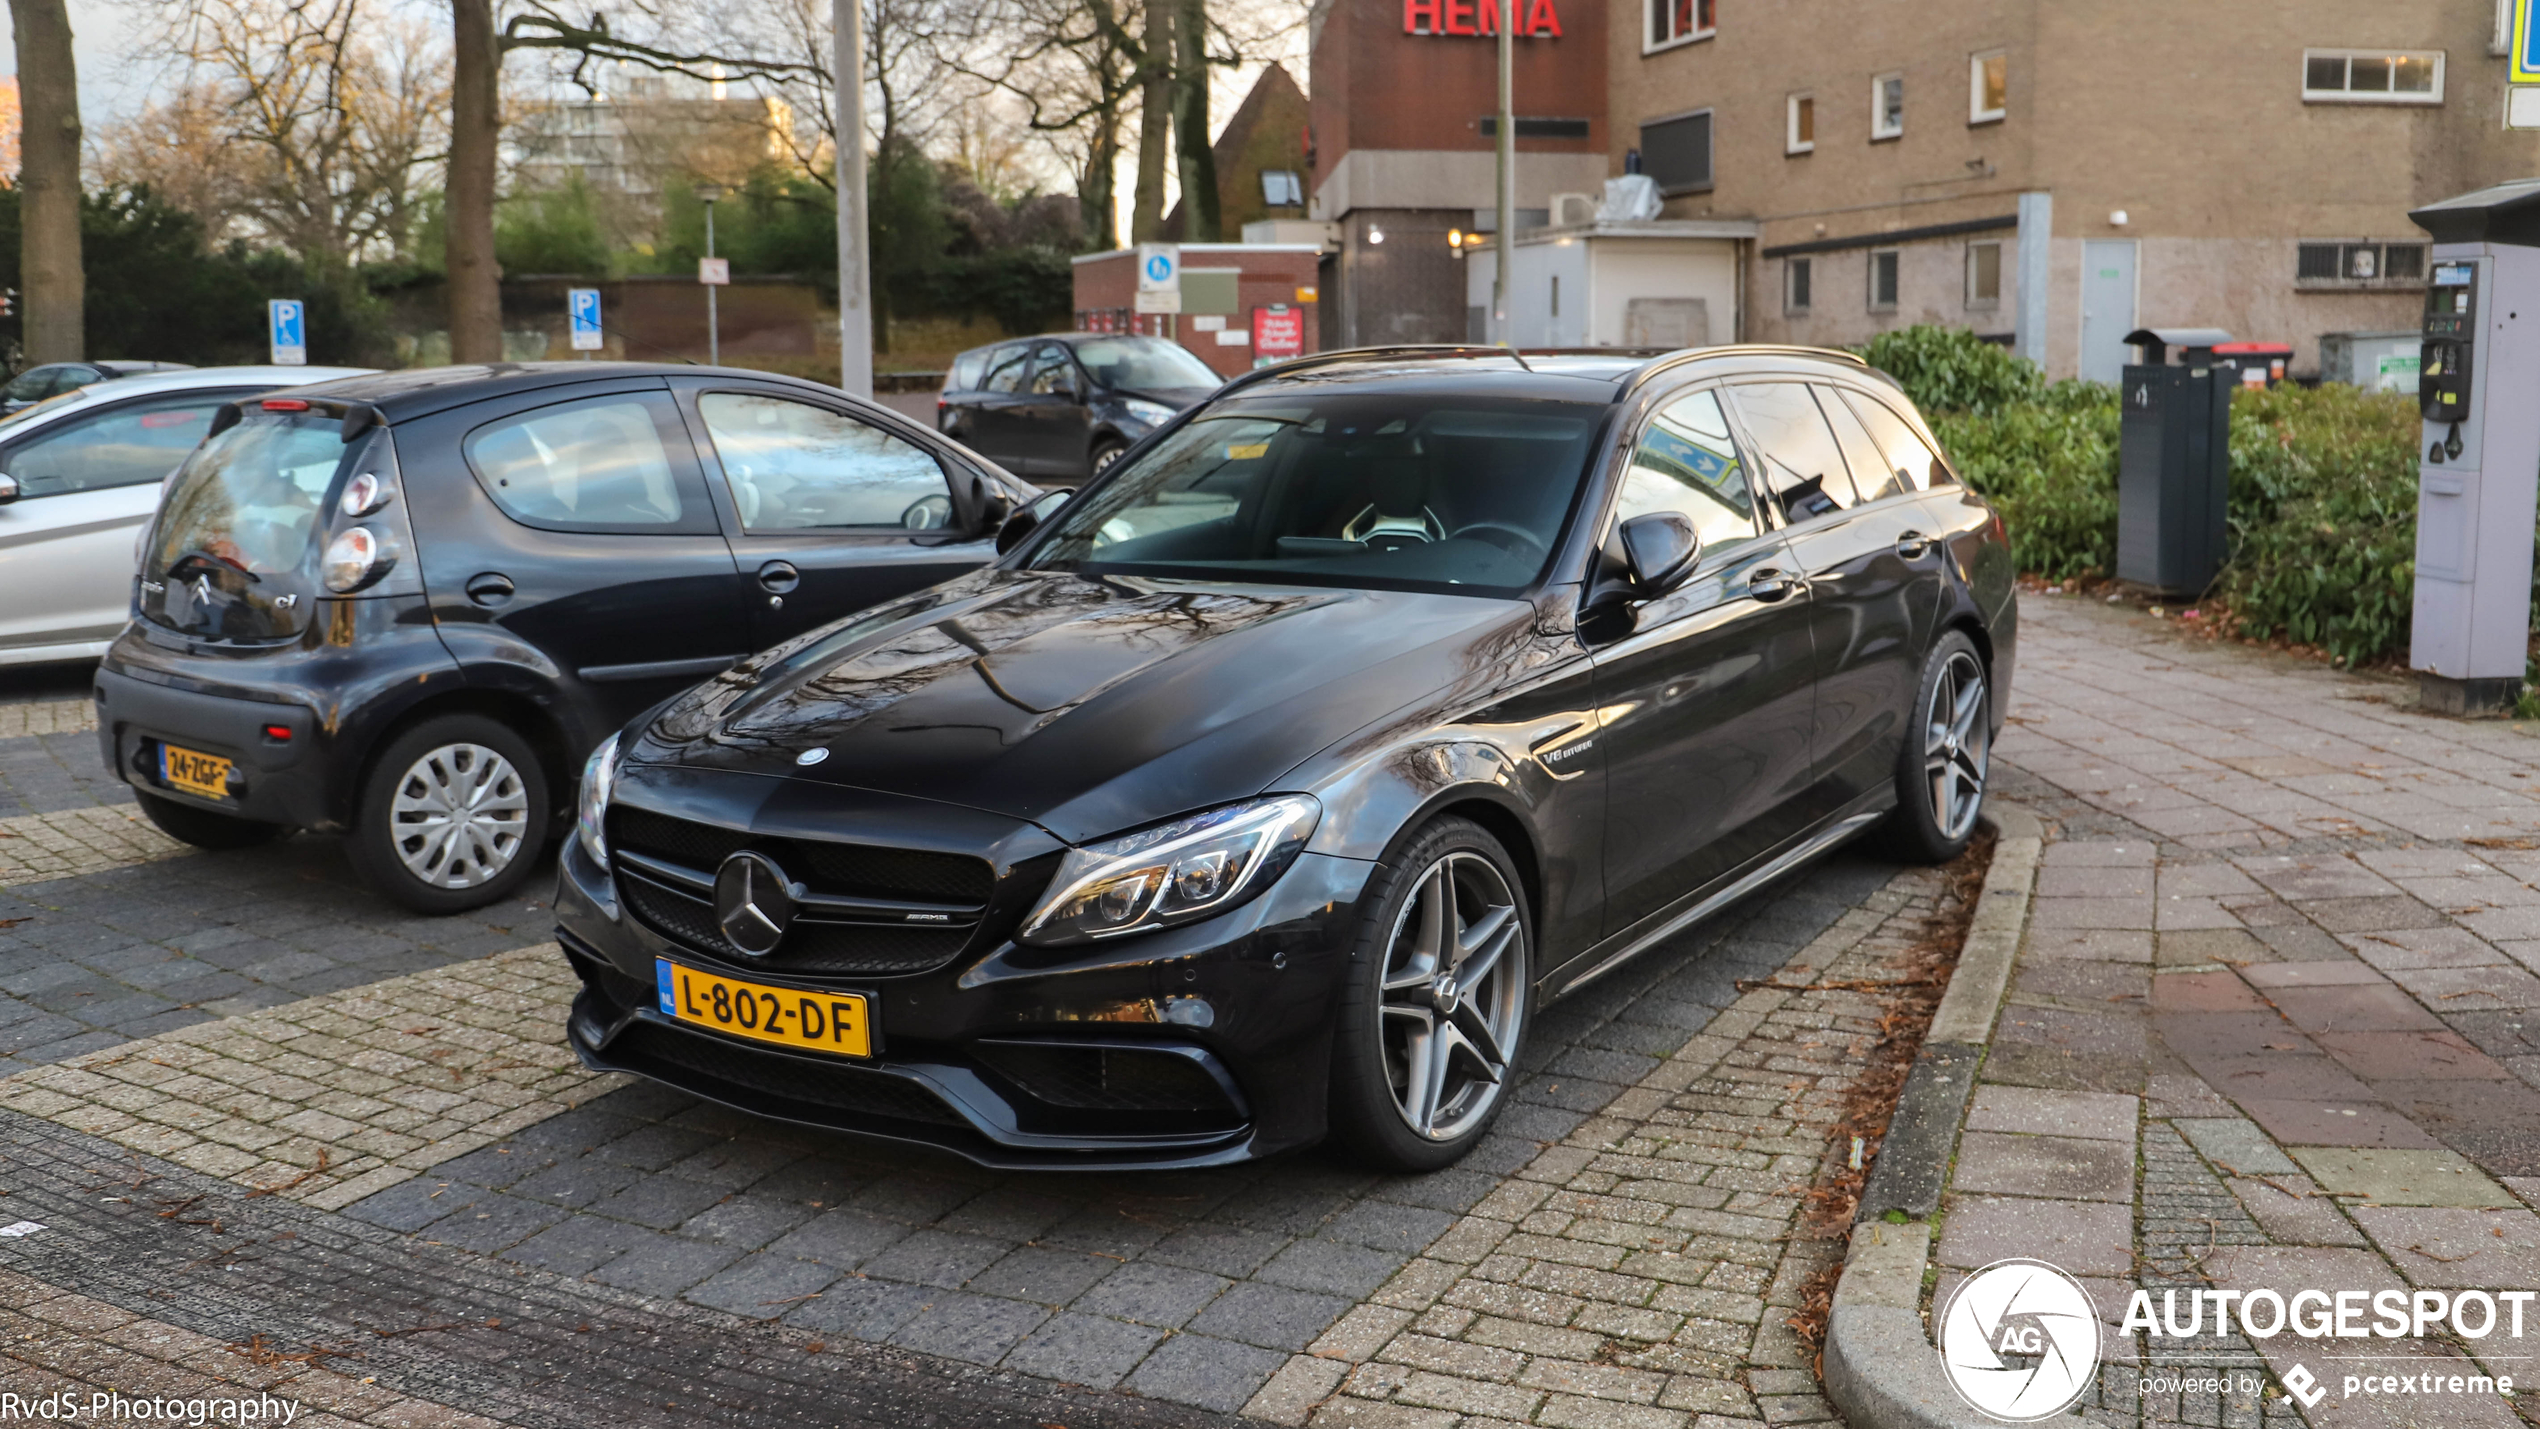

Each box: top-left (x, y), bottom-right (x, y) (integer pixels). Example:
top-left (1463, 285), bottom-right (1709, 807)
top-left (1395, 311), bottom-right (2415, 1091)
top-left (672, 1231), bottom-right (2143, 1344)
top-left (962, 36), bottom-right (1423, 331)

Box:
top-left (268, 299), bottom-right (306, 366)
top-left (569, 287), bottom-right (604, 352)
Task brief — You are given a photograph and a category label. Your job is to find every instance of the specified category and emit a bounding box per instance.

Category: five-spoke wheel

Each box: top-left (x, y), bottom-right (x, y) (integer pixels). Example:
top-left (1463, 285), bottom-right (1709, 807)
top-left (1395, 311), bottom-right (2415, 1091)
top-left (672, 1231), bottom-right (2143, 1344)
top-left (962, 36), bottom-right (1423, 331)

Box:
top-left (1877, 630), bottom-right (1992, 863)
top-left (1331, 817), bottom-right (1531, 1169)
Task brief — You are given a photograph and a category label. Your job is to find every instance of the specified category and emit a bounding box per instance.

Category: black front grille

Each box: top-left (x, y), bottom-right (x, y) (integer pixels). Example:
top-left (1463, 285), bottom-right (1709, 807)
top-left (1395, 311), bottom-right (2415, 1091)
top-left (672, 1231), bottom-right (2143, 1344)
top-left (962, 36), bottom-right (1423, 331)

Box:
top-left (612, 1021), bottom-right (962, 1126)
top-left (610, 806), bottom-right (992, 907)
top-left (973, 1041), bottom-right (1235, 1114)
top-left (620, 869), bottom-right (974, 975)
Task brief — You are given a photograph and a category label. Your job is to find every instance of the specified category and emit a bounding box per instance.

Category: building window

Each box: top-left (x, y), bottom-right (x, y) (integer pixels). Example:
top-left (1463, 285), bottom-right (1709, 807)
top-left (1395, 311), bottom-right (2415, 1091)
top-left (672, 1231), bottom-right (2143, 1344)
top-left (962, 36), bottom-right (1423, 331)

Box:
top-left (2296, 240), bottom-right (2430, 287)
top-left (1639, 109), bottom-right (1714, 196)
top-left (1869, 249), bottom-right (1900, 310)
top-left (1647, 0), bottom-right (1715, 51)
top-left (1261, 170), bottom-right (1304, 206)
top-left (1786, 258), bottom-right (1813, 314)
top-left (1966, 242), bottom-right (2002, 308)
top-left (1871, 72), bottom-right (1904, 139)
top-left (1969, 51), bottom-right (2007, 123)
top-left (1787, 93), bottom-right (1815, 154)
top-left (2302, 49), bottom-right (2444, 103)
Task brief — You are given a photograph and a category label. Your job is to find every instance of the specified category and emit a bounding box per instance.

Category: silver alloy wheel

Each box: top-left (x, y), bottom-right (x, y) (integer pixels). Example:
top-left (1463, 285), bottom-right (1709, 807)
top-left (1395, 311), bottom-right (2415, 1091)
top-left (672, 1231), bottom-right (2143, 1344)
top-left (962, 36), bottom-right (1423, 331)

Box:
top-left (1091, 445), bottom-right (1123, 473)
top-left (1925, 649), bottom-right (1991, 842)
top-left (1377, 851), bottom-right (1527, 1142)
top-left (388, 742), bottom-right (530, 889)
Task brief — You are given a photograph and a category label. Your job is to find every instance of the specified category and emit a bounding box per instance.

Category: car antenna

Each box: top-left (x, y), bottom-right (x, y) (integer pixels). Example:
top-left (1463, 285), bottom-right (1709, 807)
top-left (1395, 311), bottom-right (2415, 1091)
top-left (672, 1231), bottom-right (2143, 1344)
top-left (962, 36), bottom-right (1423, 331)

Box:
top-left (1499, 346), bottom-right (1534, 373)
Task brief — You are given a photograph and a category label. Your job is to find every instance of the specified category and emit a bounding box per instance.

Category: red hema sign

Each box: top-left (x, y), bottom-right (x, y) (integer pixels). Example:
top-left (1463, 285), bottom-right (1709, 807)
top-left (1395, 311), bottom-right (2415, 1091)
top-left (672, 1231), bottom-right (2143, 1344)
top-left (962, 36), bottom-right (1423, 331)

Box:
top-left (1404, 0), bottom-right (1561, 37)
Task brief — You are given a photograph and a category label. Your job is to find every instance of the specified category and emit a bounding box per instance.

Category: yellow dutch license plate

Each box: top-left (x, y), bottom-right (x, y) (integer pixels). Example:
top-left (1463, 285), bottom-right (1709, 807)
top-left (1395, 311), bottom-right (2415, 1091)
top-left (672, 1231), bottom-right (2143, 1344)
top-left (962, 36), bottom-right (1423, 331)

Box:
top-left (655, 960), bottom-right (872, 1058)
top-left (160, 743), bottom-right (232, 801)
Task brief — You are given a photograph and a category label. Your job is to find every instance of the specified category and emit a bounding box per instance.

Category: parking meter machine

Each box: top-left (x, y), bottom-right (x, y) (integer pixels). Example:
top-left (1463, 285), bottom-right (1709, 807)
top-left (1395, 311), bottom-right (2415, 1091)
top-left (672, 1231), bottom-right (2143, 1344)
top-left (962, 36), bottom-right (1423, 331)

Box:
top-left (2407, 181), bottom-right (2540, 714)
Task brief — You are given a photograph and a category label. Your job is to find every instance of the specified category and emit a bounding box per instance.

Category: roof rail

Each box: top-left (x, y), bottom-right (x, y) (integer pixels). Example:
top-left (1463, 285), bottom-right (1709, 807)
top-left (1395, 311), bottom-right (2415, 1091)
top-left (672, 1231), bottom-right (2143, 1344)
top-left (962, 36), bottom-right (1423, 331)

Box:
top-left (1618, 343), bottom-right (1878, 395)
top-left (1213, 344), bottom-right (1535, 397)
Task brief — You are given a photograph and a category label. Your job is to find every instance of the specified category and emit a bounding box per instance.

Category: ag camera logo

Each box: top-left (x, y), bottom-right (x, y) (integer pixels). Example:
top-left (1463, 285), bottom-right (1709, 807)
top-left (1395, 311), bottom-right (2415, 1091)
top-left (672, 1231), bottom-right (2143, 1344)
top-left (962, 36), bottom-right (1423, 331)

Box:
top-left (1937, 1258), bottom-right (2102, 1421)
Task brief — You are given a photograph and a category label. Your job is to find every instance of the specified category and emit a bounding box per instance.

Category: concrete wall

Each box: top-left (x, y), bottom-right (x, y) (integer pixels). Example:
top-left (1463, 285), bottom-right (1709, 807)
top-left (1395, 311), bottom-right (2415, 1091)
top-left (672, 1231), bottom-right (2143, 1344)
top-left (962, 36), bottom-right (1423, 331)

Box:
top-left (1470, 231), bottom-right (1741, 346)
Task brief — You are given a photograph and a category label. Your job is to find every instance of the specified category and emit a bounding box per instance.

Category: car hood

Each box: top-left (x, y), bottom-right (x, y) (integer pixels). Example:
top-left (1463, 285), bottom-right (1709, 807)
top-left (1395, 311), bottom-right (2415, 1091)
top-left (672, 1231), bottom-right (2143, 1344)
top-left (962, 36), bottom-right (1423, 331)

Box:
top-left (631, 569), bottom-right (1531, 843)
top-left (1114, 386), bottom-right (1217, 410)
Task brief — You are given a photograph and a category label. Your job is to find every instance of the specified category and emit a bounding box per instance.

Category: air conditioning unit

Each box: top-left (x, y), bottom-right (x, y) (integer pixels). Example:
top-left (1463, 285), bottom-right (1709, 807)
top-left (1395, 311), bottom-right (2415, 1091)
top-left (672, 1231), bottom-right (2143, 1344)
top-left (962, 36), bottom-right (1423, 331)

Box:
top-left (1550, 192), bottom-right (1598, 228)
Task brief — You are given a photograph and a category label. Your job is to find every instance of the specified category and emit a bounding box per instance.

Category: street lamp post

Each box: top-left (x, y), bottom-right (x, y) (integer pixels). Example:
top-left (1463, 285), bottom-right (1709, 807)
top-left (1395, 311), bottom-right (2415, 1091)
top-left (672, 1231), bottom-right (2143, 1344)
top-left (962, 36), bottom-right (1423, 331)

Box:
top-left (694, 182), bottom-right (723, 365)
top-left (1492, 0), bottom-right (1513, 346)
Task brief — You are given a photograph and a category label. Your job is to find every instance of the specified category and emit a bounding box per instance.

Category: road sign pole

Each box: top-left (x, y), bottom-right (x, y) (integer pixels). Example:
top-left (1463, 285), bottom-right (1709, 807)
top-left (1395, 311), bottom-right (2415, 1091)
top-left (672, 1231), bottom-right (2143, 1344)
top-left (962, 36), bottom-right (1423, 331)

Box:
top-left (703, 198), bottom-right (720, 366)
top-left (268, 299), bottom-right (307, 367)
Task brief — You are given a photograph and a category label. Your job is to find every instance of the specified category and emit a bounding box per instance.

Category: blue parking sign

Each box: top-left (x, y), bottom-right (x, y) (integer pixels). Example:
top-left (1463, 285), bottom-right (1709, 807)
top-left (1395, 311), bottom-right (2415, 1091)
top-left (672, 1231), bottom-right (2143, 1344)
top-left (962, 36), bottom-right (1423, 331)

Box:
top-left (569, 288), bottom-right (604, 352)
top-left (2518, 0), bottom-right (2540, 83)
top-left (268, 299), bottom-right (306, 366)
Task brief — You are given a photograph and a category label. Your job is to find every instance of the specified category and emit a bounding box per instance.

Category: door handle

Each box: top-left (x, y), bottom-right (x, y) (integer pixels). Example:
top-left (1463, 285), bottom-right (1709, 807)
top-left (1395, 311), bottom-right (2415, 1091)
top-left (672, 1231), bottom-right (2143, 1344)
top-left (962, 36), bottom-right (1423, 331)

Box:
top-left (756, 560), bottom-right (800, 594)
top-left (1747, 567), bottom-right (1805, 602)
top-left (464, 572), bottom-right (514, 607)
top-left (1895, 529), bottom-right (1933, 559)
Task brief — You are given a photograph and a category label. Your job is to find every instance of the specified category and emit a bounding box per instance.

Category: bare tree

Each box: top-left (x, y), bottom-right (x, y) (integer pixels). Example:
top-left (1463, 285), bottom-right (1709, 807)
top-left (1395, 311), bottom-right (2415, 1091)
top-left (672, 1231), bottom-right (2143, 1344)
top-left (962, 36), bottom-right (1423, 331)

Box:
top-left (109, 0), bottom-right (448, 266)
top-left (439, 5), bottom-right (817, 361)
top-left (952, 0), bottom-right (1147, 251)
top-left (11, 0), bottom-right (82, 361)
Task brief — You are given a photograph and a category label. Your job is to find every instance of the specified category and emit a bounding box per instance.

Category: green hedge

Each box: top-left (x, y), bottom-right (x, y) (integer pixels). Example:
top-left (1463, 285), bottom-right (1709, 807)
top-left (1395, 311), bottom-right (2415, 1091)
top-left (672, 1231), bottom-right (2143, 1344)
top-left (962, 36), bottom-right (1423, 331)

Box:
top-left (1861, 325), bottom-right (2427, 667)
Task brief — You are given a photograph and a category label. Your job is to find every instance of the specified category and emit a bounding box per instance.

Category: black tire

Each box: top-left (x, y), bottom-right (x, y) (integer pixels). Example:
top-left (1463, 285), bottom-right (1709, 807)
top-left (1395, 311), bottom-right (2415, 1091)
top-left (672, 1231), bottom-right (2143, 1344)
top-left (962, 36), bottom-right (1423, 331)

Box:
top-left (1327, 816), bottom-right (1533, 1172)
top-left (346, 714), bottom-right (551, 915)
top-left (134, 790), bottom-right (281, 850)
top-left (1088, 439), bottom-right (1127, 477)
top-left (1872, 629), bottom-right (1993, 864)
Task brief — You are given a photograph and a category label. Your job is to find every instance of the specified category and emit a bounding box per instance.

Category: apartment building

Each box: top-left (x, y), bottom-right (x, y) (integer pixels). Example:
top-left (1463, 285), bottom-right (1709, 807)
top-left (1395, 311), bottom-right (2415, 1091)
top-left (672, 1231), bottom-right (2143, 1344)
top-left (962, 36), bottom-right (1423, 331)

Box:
top-left (1607, 0), bottom-right (2537, 380)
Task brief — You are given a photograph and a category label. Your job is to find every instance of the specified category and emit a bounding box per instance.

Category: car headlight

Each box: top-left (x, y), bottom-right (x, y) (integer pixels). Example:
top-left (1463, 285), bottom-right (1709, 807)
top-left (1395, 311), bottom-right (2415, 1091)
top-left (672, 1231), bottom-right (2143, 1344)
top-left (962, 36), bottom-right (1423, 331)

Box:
top-left (1120, 397), bottom-right (1177, 429)
top-left (1019, 795), bottom-right (1320, 946)
top-left (576, 733), bottom-right (620, 869)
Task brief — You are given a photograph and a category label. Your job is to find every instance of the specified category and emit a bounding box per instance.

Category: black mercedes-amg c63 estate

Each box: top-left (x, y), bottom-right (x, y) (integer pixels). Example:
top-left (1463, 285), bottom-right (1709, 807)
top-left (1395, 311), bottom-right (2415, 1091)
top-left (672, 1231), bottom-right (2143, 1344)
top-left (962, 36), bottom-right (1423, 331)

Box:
top-left (553, 344), bottom-right (2015, 1172)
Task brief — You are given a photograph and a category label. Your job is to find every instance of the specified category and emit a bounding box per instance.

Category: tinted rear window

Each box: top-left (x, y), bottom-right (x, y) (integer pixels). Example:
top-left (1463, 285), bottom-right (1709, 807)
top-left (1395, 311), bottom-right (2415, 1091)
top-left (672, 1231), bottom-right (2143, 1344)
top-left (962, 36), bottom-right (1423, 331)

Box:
top-left (144, 413), bottom-right (352, 640)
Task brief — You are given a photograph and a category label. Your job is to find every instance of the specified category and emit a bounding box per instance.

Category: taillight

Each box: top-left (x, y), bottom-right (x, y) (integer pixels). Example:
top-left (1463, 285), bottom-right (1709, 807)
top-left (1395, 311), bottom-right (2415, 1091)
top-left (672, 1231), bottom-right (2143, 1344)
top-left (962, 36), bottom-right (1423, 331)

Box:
top-left (321, 526), bottom-right (384, 591)
top-left (261, 398), bottom-right (311, 412)
top-left (261, 724), bottom-right (292, 742)
top-left (339, 471), bottom-right (392, 516)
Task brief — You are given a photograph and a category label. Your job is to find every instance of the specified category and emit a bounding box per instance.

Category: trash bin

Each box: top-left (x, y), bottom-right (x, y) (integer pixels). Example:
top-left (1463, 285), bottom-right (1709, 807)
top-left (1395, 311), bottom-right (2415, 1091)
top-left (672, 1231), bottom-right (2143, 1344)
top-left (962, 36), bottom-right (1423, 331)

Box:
top-left (2116, 361), bottom-right (2234, 594)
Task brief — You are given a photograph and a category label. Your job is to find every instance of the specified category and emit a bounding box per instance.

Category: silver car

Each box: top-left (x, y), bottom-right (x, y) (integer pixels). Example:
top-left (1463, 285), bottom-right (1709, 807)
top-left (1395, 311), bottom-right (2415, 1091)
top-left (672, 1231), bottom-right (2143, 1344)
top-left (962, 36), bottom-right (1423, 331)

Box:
top-left (0, 366), bottom-right (370, 666)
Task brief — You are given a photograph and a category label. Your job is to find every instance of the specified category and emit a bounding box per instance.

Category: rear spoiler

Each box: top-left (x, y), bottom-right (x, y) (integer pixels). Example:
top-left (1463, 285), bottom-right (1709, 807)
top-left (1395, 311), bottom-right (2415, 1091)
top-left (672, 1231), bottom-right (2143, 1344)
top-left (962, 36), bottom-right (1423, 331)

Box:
top-left (206, 397), bottom-right (388, 444)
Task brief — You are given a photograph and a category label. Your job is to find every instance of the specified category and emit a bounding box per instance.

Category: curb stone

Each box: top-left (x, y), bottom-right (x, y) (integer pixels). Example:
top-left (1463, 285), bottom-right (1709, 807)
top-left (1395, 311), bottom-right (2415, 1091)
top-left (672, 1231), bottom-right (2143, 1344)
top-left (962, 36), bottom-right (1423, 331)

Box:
top-left (1822, 802), bottom-right (2086, 1429)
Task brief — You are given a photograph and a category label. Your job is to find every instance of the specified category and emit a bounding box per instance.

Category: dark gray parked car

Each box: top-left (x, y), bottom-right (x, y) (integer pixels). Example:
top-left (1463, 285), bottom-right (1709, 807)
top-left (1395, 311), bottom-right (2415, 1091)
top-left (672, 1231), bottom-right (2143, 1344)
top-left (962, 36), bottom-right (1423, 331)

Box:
top-left (938, 333), bottom-right (1219, 485)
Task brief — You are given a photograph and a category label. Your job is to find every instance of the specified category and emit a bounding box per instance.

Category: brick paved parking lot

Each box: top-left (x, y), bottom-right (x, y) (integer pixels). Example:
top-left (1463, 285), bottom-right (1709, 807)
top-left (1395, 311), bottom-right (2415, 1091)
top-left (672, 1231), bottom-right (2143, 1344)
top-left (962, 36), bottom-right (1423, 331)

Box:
top-left (0, 658), bottom-right (1972, 1426)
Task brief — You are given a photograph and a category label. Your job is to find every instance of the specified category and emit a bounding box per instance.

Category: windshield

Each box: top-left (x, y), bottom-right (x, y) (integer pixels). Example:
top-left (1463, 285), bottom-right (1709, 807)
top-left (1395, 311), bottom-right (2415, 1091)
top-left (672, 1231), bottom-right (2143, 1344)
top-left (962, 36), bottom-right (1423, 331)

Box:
top-left (1021, 394), bottom-right (1607, 596)
top-left (143, 412), bottom-right (354, 640)
top-left (1072, 337), bottom-right (1219, 393)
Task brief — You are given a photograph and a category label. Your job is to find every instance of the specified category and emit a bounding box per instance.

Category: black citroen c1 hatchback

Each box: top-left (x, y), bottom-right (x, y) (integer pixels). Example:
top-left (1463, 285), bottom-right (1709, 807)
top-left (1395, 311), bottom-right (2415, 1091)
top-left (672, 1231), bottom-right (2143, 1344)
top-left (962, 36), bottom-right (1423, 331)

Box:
top-left (95, 363), bottom-right (1036, 914)
top-left (554, 344), bottom-right (2016, 1173)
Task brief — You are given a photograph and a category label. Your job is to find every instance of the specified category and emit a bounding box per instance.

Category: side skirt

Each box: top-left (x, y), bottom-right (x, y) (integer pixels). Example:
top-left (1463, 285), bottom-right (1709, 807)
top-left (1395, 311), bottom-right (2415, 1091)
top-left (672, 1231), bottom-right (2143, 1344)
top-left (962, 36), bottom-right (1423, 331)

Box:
top-left (1543, 793), bottom-right (1893, 1001)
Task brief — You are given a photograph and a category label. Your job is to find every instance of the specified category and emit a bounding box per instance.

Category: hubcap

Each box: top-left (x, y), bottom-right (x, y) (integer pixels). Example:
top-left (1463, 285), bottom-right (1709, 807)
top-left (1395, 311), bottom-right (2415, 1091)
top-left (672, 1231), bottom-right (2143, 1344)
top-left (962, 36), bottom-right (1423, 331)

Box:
top-left (1924, 651), bottom-right (1991, 841)
top-left (1377, 852), bottom-right (1527, 1142)
top-left (388, 742), bottom-right (529, 889)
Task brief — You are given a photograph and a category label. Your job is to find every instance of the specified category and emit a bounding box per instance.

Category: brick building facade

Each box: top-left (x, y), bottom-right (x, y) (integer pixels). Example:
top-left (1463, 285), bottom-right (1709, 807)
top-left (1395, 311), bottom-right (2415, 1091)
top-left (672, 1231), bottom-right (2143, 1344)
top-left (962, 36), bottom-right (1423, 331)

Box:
top-left (1606, 0), bottom-right (2540, 380)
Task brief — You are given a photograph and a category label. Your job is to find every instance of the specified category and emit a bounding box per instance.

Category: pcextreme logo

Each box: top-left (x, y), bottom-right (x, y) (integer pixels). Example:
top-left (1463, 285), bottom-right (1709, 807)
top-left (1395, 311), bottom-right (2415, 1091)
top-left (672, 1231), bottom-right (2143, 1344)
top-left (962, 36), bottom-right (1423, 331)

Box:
top-left (1937, 1259), bottom-right (2103, 1421)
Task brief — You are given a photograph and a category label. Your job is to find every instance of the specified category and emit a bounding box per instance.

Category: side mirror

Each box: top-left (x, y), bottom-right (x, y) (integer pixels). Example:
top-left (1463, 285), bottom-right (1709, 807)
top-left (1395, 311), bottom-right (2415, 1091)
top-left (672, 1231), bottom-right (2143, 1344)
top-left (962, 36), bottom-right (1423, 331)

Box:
top-left (1618, 512), bottom-right (1701, 594)
top-left (0, 474), bottom-right (18, 505)
top-left (995, 488), bottom-right (1070, 556)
